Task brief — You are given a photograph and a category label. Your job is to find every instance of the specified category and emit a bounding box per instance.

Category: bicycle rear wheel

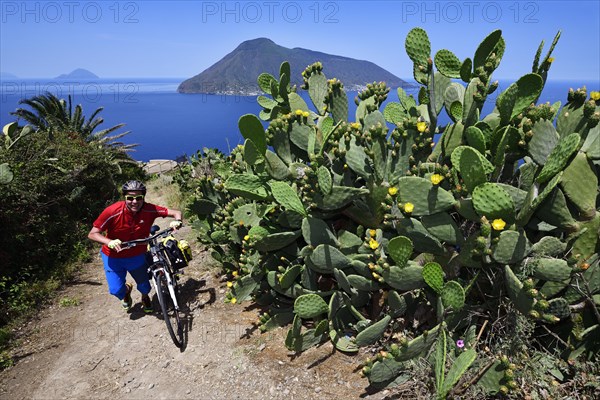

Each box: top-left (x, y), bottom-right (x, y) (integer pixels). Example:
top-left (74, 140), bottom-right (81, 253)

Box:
top-left (154, 269), bottom-right (183, 348)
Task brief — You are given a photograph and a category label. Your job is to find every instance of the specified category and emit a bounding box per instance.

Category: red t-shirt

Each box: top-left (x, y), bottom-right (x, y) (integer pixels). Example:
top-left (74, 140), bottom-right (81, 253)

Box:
top-left (93, 201), bottom-right (169, 258)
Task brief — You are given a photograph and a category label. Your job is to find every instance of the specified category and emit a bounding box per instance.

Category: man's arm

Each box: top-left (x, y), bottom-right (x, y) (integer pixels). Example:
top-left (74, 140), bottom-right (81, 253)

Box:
top-left (167, 208), bottom-right (183, 221)
top-left (88, 226), bottom-right (110, 245)
top-left (88, 226), bottom-right (123, 252)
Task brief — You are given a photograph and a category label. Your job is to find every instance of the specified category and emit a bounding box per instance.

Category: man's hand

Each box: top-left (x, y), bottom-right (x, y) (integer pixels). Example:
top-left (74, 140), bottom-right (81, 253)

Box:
top-left (107, 239), bottom-right (122, 251)
top-left (170, 219), bottom-right (183, 229)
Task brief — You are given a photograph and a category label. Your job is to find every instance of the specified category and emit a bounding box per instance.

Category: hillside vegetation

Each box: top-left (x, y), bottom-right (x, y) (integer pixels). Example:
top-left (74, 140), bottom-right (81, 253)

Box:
top-left (173, 28), bottom-right (600, 398)
top-left (0, 93), bottom-right (144, 365)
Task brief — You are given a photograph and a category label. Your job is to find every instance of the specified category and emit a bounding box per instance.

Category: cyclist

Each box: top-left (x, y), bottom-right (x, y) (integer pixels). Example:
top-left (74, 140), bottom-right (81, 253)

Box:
top-left (88, 180), bottom-right (183, 313)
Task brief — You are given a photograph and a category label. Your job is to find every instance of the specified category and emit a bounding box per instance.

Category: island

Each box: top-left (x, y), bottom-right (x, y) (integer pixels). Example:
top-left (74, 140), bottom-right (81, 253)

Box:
top-left (54, 68), bottom-right (99, 80)
top-left (178, 38), bottom-right (411, 95)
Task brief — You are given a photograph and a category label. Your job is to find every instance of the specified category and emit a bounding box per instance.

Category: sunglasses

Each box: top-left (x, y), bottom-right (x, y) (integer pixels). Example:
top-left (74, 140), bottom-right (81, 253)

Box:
top-left (125, 195), bottom-right (144, 201)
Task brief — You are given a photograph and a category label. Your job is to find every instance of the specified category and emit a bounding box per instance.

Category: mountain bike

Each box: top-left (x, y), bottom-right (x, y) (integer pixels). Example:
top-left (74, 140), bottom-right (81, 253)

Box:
top-left (122, 225), bottom-right (185, 348)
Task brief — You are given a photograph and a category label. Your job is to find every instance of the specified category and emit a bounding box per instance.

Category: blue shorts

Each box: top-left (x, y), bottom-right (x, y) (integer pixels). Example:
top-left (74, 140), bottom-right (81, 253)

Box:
top-left (101, 252), bottom-right (151, 299)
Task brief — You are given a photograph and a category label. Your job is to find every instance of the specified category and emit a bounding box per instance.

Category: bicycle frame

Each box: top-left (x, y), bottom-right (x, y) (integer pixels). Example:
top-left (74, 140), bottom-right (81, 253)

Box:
top-left (148, 261), bottom-right (181, 312)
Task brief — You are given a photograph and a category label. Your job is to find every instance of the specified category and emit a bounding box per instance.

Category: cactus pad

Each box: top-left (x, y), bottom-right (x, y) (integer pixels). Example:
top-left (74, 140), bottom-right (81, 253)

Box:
top-left (301, 216), bottom-right (337, 247)
top-left (560, 152), bottom-right (597, 217)
top-left (309, 244), bottom-right (351, 272)
top-left (225, 174), bottom-right (270, 201)
top-left (397, 176), bottom-right (456, 216)
top-left (355, 315), bottom-right (392, 346)
top-left (459, 146), bottom-right (487, 193)
top-left (435, 49), bottom-right (462, 78)
top-left (314, 187), bottom-right (370, 211)
top-left (264, 150), bottom-right (289, 180)
top-left (472, 182), bottom-right (516, 223)
top-left (441, 280), bottom-right (466, 310)
top-left (492, 230), bottom-right (531, 264)
top-left (317, 165), bottom-right (333, 195)
top-left (253, 230), bottom-right (301, 252)
top-left (504, 265), bottom-right (535, 314)
top-left (547, 298), bottom-right (570, 319)
top-left (329, 329), bottom-right (359, 353)
top-left (451, 146), bottom-right (494, 174)
top-left (387, 290), bottom-right (408, 317)
top-left (405, 27), bottom-right (431, 67)
top-left (387, 236), bottom-right (413, 268)
top-left (422, 262), bottom-right (444, 294)
top-left (529, 119), bottom-right (560, 165)
top-left (464, 126), bottom-right (487, 154)
top-left (294, 293), bottom-right (329, 319)
top-left (239, 114), bottom-right (267, 154)
top-left (382, 265), bottom-right (425, 291)
top-left (347, 274), bottom-right (380, 291)
top-left (536, 132), bottom-right (580, 184)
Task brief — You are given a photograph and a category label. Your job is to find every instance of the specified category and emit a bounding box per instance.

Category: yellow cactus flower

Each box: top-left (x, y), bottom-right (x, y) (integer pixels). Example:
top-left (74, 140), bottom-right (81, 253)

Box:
top-left (243, 235), bottom-right (250, 241)
top-left (404, 202), bottom-right (415, 214)
top-left (369, 229), bottom-right (377, 237)
top-left (430, 174), bottom-right (444, 185)
top-left (295, 109), bottom-right (303, 115)
top-left (351, 122), bottom-right (361, 129)
top-left (227, 281), bottom-right (233, 288)
top-left (591, 91), bottom-right (600, 101)
top-left (388, 186), bottom-right (398, 196)
top-left (302, 111), bottom-right (310, 118)
top-left (239, 220), bottom-right (244, 226)
top-left (492, 218), bottom-right (506, 231)
top-left (547, 57), bottom-right (555, 63)
top-left (231, 297), bottom-right (237, 304)
top-left (369, 238), bottom-right (379, 250)
top-left (232, 271), bottom-right (238, 277)
top-left (416, 121), bottom-right (427, 133)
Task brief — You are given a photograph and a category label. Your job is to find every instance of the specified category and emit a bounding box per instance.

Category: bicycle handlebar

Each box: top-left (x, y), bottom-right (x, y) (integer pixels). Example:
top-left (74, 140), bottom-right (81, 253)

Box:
top-left (120, 226), bottom-right (175, 249)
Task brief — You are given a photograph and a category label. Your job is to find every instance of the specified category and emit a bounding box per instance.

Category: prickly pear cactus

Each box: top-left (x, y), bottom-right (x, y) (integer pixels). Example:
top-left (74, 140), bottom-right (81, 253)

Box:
top-left (177, 29), bottom-right (600, 398)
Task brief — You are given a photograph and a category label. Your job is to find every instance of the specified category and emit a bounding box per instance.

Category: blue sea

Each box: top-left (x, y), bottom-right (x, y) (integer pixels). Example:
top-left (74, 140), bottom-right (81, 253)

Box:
top-left (0, 77), bottom-right (597, 162)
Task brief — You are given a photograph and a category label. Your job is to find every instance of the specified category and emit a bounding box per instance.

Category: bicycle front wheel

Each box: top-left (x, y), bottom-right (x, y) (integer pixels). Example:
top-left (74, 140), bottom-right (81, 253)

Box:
top-left (154, 270), bottom-right (183, 348)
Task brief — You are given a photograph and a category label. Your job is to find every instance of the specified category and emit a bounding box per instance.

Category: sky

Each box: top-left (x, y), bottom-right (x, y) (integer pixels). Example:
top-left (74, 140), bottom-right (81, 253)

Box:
top-left (0, 0), bottom-right (599, 83)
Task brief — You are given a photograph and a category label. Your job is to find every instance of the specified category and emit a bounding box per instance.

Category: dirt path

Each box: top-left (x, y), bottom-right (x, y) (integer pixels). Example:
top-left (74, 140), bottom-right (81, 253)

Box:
top-left (0, 185), bottom-right (395, 400)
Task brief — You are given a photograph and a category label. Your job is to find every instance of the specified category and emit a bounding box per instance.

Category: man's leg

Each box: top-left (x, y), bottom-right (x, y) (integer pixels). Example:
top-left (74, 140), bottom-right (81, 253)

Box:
top-left (127, 254), bottom-right (153, 313)
top-left (101, 252), bottom-right (129, 299)
top-left (127, 254), bottom-right (151, 295)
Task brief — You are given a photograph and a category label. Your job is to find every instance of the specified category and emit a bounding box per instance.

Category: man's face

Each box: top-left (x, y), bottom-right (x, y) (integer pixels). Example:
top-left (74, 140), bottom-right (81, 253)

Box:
top-left (124, 191), bottom-right (144, 213)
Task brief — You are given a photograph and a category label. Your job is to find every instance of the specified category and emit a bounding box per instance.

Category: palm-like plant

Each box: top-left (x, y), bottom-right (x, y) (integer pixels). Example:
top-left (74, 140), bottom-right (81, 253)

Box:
top-left (10, 92), bottom-right (138, 158)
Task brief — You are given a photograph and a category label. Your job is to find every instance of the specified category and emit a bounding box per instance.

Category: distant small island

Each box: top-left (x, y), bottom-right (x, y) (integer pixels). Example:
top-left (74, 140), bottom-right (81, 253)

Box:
top-left (0, 72), bottom-right (18, 79)
top-left (55, 68), bottom-right (99, 80)
top-left (178, 38), bottom-right (411, 95)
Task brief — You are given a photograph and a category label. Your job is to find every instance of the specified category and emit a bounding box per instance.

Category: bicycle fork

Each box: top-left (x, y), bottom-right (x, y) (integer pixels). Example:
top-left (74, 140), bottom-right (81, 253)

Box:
top-left (150, 267), bottom-right (180, 311)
